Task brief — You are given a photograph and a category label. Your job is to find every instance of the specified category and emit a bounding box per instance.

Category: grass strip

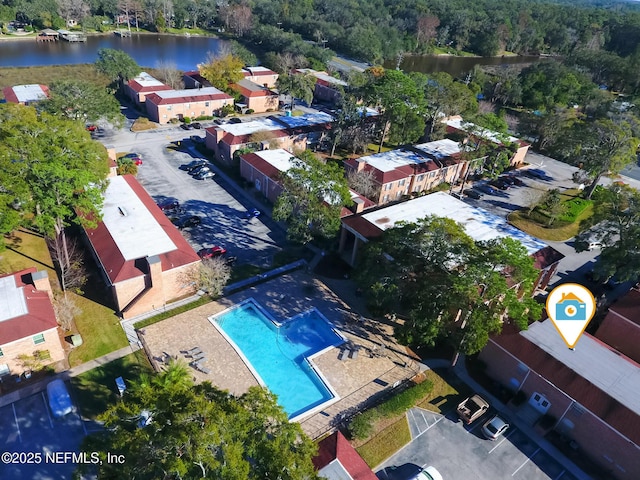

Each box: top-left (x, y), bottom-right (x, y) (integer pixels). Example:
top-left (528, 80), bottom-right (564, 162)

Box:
top-left (356, 416), bottom-right (411, 468)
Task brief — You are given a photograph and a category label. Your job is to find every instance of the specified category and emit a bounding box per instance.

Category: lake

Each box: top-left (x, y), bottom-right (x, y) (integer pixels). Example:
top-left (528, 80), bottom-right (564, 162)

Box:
top-left (0, 33), bottom-right (227, 71)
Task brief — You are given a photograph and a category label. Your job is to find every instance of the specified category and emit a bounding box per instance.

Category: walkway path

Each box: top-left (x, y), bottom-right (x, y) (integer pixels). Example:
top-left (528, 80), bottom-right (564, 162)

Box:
top-left (0, 345), bottom-right (139, 409)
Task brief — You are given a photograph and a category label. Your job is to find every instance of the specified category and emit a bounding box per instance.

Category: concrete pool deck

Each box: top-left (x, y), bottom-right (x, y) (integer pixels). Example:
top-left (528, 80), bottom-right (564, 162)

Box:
top-left (139, 270), bottom-right (421, 438)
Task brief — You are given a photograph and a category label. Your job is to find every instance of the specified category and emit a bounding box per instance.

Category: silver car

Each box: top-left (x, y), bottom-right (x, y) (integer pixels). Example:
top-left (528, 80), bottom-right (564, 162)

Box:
top-left (481, 415), bottom-right (509, 440)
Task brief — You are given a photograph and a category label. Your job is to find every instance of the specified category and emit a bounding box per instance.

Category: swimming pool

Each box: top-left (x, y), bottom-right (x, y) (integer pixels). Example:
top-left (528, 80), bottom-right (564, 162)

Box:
top-left (212, 299), bottom-right (345, 419)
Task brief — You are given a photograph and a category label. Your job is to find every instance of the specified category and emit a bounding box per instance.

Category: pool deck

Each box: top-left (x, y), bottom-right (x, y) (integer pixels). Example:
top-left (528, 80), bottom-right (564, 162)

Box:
top-left (139, 270), bottom-right (421, 438)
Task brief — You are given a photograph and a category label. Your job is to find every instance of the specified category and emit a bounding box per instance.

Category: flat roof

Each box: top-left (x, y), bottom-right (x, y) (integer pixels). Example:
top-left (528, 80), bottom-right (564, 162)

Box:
top-left (361, 148), bottom-right (432, 173)
top-left (319, 460), bottom-right (353, 480)
top-left (445, 117), bottom-right (520, 145)
top-left (522, 320), bottom-right (640, 415)
top-left (360, 191), bottom-right (547, 254)
top-left (132, 72), bottom-right (165, 88)
top-left (273, 112), bottom-right (333, 128)
top-left (102, 176), bottom-right (177, 261)
top-left (243, 66), bottom-right (275, 75)
top-left (252, 149), bottom-right (296, 172)
top-left (0, 275), bottom-right (27, 322)
top-left (154, 86), bottom-right (226, 99)
top-left (236, 78), bottom-right (268, 92)
top-left (218, 117), bottom-right (284, 136)
top-left (10, 84), bottom-right (48, 103)
top-left (414, 139), bottom-right (461, 159)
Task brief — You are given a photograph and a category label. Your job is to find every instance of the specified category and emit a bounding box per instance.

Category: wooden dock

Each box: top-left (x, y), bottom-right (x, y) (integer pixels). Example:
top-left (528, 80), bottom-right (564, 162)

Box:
top-left (57, 29), bottom-right (86, 42)
top-left (37, 29), bottom-right (59, 42)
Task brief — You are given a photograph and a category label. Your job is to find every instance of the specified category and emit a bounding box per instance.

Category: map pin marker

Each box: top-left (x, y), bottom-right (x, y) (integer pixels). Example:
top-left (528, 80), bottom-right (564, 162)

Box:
top-left (545, 283), bottom-right (597, 349)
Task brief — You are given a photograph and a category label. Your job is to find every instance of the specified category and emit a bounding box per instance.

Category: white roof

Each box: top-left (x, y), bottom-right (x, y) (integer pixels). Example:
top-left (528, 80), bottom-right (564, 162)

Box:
top-left (274, 112), bottom-right (333, 128)
top-left (522, 320), bottom-right (640, 415)
top-left (414, 139), bottom-right (461, 159)
top-left (101, 176), bottom-right (177, 261)
top-left (318, 459), bottom-right (354, 480)
top-left (10, 84), bottom-right (48, 103)
top-left (360, 191), bottom-right (547, 254)
top-left (243, 66), bottom-right (275, 75)
top-left (445, 117), bottom-right (520, 145)
top-left (219, 118), bottom-right (284, 136)
top-left (361, 148), bottom-right (433, 173)
top-left (154, 87), bottom-right (226, 99)
top-left (132, 72), bottom-right (165, 87)
top-left (0, 275), bottom-right (27, 322)
top-left (252, 149), bottom-right (296, 172)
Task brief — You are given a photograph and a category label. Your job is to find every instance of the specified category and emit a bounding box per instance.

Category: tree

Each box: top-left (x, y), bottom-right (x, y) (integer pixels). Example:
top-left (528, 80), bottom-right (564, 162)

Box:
top-left (575, 184), bottom-right (640, 283)
top-left (273, 151), bottom-right (351, 244)
top-left (116, 157), bottom-right (138, 175)
top-left (81, 363), bottom-right (319, 480)
top-left (540, 188), bottom-right (566, 226)
top-left (276, 72), bottom-right (317, 111)
top-left (154, 60), bottom-right (184, 90)
top-left (95, 48), bottom-right (141, 88)
top-left (347, 168), bottom-right (379, 201)
top-left (57, 0), bottom-right (89, 25)
top-left (198, 257), bottom-right (231, 297)
top-left (557, 118), bottom-right (639, 198)
top-left (361, 68), bottom-right (425, 151)
top-left (48, 235), bottom-right (87, 294)
top-left (53, 294), bottom-right (81, 332)
top-left (39, 79), bottom-right (124, 125)
top-left (416, 15), bottom-right (440, 48)
top-left (356, 216), bottom-right (541, 354)
top-left (219, 3), bottom-right (253, 37)
top-left (0, 104), bottom-right (109, 260)
top-left (198, 53), bottom-right (244, 94)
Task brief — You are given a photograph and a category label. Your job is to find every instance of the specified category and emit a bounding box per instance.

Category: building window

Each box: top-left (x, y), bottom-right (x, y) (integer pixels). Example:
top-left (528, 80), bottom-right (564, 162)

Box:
top-left (429, 172), bottom-right (435, 178)
top-left (383, 194), bottom-right (390, 202)
top-left (399, 179), bottom-right (406, 186)
top-left (396, 191), bottom-right (402, 199)
top-left (205, 102), bottom-right (210, 107)
top-left (167, 106), bottom-right (172, 111)
top-left (33, 333), bottom-right (45, 345)
top-left (201, 111), bottom-right (205, 115)
top-left (417, 174), bottom-right (425, 181)
top-left (0, 347), bottom-right (3, 357)
top-left (186, 103), bottom-right (190, 108)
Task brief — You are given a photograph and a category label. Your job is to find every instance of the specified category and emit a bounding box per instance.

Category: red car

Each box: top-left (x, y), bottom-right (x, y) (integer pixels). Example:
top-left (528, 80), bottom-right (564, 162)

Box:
top-left (197, 246), bottom-right (227, 259)
top-left (86, 124), bottom-right (97, 132)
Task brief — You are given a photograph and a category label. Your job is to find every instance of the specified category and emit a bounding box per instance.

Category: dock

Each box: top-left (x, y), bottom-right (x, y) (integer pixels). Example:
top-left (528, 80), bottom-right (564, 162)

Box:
top-left (115, 30), bottom-right (131, 37)
top-left (37, 29), bottom-right (59, 42)
top-left (56, 29), bottom-right (86, 42)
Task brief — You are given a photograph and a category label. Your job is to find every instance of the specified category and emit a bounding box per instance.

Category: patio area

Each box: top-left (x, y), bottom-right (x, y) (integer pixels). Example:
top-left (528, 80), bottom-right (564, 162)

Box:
top-left (138, 270), bottom-right (421, 438)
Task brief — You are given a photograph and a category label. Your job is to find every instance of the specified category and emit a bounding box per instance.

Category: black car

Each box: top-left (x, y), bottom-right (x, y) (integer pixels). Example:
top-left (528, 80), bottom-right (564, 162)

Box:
top-left (213, 119), bottom-right (226, 125)
top-left (228, 117), bottom-right (242, 124)
top-left (490, 178), bottom-right (511, 190)
top-left (505, 175), bottom-right (525, 186)
top-left (465, 189), bottom-right (483, 200)
top-left (476, 184), bottom-right (498, 195)
top-left (524, 168), bottom-right (547, 179)
top-left (180, 123), bottom-right (194, 130)
top-left (191, 122), bottom-right (202, 129)
top-left (172, 215), bottom-right (201, 229)
top-left (189, 165), bottom-right (211, 176)
top-left (179, 160), bottom-right (207, 171)
top-left (190, 135), bottom-right (205, 144)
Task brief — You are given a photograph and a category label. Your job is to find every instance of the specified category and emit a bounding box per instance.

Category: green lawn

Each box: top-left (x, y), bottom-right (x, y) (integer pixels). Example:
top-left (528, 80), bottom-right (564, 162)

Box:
top-left (356, 417), bottom-right (411, 468)
top-left (0, 64), bottom-right (111, 94)
top-left (70, 350), bottom-right (153, 419)
top-left (416, 368), bottom-right (471, 414)
top-left (1, 229), bottom-right (128, 367)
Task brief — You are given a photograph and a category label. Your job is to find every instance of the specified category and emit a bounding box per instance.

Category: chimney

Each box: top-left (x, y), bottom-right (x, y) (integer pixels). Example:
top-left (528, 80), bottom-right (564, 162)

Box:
top-left (147, 255), bottom-right (164, 290)
top-left (31, 270), bottom-right (53, 300)
top-left (353, 197), bottom-right (365, 214)
top-left (355, 158), bottom-right (366, 172)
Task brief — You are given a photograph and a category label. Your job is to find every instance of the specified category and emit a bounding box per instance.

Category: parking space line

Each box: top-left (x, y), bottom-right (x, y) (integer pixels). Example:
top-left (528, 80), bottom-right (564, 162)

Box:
top-left (488, 429), bottom-right (515, 454)
top-left (11, 403), bottom-right (22, 443)
top-left (512, 447), bottom-right (540, 476)
top-left (553, 470), bottom-right (566, 480)
top-left (414, 410), bottom-right (450, 439)
top-left (42, 392), bottom-right (54, 429)
top-left (419, 411), bottom-right (429, 428)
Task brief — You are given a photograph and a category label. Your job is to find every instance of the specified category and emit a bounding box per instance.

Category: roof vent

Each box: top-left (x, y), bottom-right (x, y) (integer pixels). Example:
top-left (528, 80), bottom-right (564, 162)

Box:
top-left (118, 207), bottom-right (127, 217)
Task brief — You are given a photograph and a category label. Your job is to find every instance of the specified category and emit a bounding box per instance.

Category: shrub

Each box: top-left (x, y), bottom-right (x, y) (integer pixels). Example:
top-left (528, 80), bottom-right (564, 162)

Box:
top-left (195, 115), bottom-right (213, 121)
top-left (183, 117), bottom-right (191, 124)
top-left (245, 109), bottom-right (255, 114)
top-left (558, 197), bottom-right (591, 222)
top-left (349, 411), bottom-right (376, 440)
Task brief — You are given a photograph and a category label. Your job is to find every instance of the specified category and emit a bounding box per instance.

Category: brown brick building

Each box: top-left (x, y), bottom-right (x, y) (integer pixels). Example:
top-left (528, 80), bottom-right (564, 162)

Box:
top-left (480, 319), bottom-right (640, 479)
top-left (145, 87), bottom-right (234, 124)
top-left (83, 175), bottom-right (201, 319)
top-left (0, 268), bottom-right (65, 377)
top-left (595, 284), bottom-right (640, 363)
top-left (125, 72), bottom-right (172, 108)
top-left (231, 79), bottom-right (279, 113)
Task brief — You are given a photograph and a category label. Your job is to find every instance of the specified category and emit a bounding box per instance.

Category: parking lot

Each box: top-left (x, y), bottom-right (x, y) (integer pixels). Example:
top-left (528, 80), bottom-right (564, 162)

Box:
top-left (104, 124), bottom-right (288, 267)
top-left (0, 383), bottom-right (100, 480)
top-left (376, 407), bottom-right (579, 480)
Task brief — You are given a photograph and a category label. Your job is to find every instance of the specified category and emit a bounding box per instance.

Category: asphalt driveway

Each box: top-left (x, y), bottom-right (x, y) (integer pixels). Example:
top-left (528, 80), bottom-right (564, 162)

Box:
top-left (376, 407), bottom-right (579, 480)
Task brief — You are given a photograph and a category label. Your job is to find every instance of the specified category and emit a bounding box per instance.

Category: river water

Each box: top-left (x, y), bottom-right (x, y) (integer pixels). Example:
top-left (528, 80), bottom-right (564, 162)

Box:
top-left (0, 33), bottom-right (539, 77)
top-left (0, 33), bottom-right (226, 71)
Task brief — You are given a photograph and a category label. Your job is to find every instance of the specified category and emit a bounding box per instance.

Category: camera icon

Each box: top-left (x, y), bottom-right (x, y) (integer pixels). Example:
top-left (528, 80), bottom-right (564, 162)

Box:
top-left (555, 293), bottom-right (586, 321)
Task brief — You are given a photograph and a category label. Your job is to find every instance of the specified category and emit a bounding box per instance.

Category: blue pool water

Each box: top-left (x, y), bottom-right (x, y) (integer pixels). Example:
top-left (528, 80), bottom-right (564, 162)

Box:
top-left (214, 301), bottom-right (344, 418)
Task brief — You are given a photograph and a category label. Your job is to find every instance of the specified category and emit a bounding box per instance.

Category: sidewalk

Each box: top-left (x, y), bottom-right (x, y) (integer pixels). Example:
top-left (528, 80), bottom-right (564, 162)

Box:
top-left (450, 357), bottom-right (593, 480)
top-left (0, 345), bottom-right (139, 409)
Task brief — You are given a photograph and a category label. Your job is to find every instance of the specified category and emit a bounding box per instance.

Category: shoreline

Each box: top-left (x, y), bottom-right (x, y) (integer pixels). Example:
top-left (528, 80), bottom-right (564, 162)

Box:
top-left (0, 30), bottom-right (219, 43)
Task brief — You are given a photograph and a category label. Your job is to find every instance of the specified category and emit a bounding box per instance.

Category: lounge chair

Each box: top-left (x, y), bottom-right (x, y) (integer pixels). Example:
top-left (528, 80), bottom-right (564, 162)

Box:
top-left (349, 345), bottom-right (360, 359)
top-left (338, 348), bottom-right (348, 361)
top-left (199, 367), bottom-right (211, 374)
top-left (187, 347), bottom-right (202, 355)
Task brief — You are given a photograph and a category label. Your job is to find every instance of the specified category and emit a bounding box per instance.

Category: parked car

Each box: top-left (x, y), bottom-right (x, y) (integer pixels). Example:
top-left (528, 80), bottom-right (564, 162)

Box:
top-left (457, 394), bottom-right (489, 424)
top-left (179, 160), bottom-right (207, 171)
top-left (123, 152), bottom-right (143, 160)
top-left (129, 157), bottom-right (143, 166)
top-left (524, 168), bottom-right (547, 179)
top-left (172, 215), bottom-right (202, 229)
top-left (190, 165), bottom-right (211, 176)
top-left (198, 246), bottom-right (227, 259)
top-left (85, 124), bottom-right (97, 132)
top-left (214, 119), bottom-right (226, 125)
top-left (475, 184), bottom-right (497, 195)
top-left (190, 135), bottom-right (205, 144)
top-left (490, 178), bottom-right (511, 190)
top-left (47, 379), bottom-right (75, 418)
top-left (229, 117), bottom-right (242, 124)
top-left (180, 123), bottom-right (194, 130)
top-left (157, 200), bottom-right (180, 212)
top-left (244, 207), bottom-right (261, 218)
top-left (191, 122), bottom-right (202, 129)
top-left (481, 415), bottom-right (510, 440)
top-left (504, 175), bottom-right (525, 186)
top-left (411, 467), bottom-right (444, 480)
top-left (465, 189), bottom-right (483, 200)
top-left (194, 170), bottom-right (215, 180)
